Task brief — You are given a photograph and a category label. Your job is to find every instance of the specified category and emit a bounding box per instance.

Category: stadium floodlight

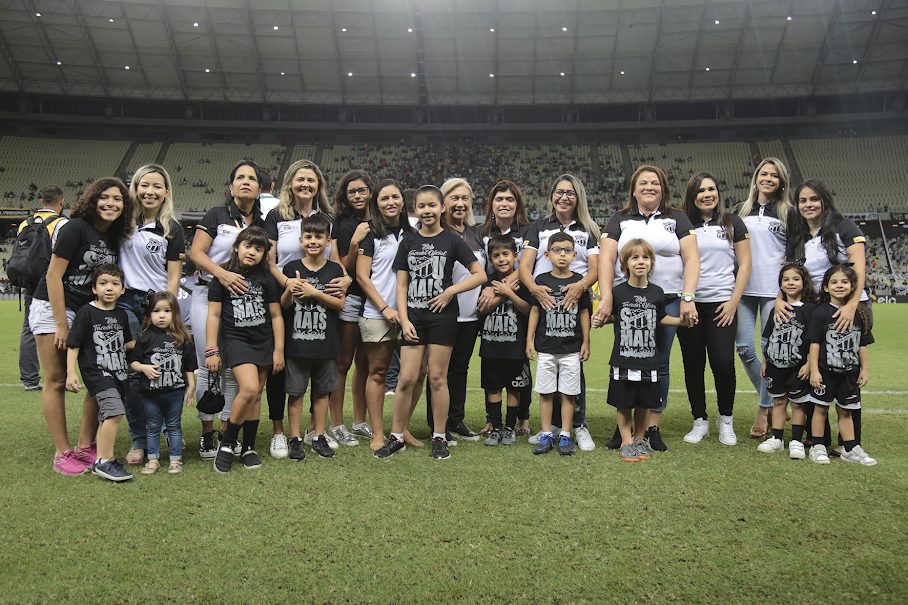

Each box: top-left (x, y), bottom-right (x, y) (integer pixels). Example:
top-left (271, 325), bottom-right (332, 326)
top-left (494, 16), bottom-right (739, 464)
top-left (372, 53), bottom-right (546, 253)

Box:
top-left (280, 72), bottom-right (285, 76)
top-left (273, 25), bottom-right (278, 30)
top-left (347, 72), bottom-right (353, 76)
top-left (620, 70), bottom-right (625, 75)
top-left (109, 18), bottom-right (114, 23)
top-left (193, 22), bottom-right (199, 27)
top-left (714, 19), bottom-right (720, 25)
top-left (341, 27), bottom-right (347, 32)
top-left (705, 67), bottom-right (710, 71)
top-left (561, 26), bottom-right (567, 31)
top-left (407, 28), bottom-right (413, 32)
top-left (35, 12), bottom-right (41, 17)
top-left (871, 10), bottom-right (877, 15)
top-left (853, 59), bottom-right (858, 64)
top-left (55, 60), bottom-right (61, 65)
top-left (124, 65), bottom-right (130, 70)
top-left (489, 73), bottom-right (495, 78)
top-left (410, 72), bottom-right (416, 77)
top-left (787, 16), bottom-right (792, 21)
top-left (489, 27), bottom-right (495, 32)
top-left (205, 68), bottom-right (210, 73)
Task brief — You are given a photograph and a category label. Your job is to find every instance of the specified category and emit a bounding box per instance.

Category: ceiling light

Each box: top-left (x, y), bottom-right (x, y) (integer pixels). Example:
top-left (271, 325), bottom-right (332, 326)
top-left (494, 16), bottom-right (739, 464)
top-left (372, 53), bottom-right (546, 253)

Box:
top-left (124, 65), bottom-right (130, 70)
top-left (280, 71), bottom-right (285, 75)
top-left (560, 72), bottom-right (565, 76)
top-left (561, 26), bottom-right (568, 32)
top-left (620, 70), bottom-right (625, 75)
top-left (341, 27), bottom-right (347, 32)
top-left (871, 10), bottom-right (877, 15)
top-left (407, 28), bottom-right (413, 33)
top-left (489, 73), bottom-right (495, 78)
top-left (347, 72), bottom-right (353, 76)
top-left (489, 27), bottom-right (495, 32)
top-left (705, 67), bottom-right (710, 71)
top-left (852, 59), bottom-right (858, 64)
top-left (787, 16), bottom-right (792, 21)
top-left (109, 18), bottom-right (114, 23)
top-left (205, 68), bottom-right (210, 73)
top-left (714, 19), bottom-right (720, 25)
top-left (35, 12), bottom-right (41, 17)
top-left (273, 25), bottom-right (278, 30)
top-left (410, 72), bottom-right (416, 77)
top-left (55, 60), bottom-right (61, 65)
top-left (193, 22), bottom-right (199, 27)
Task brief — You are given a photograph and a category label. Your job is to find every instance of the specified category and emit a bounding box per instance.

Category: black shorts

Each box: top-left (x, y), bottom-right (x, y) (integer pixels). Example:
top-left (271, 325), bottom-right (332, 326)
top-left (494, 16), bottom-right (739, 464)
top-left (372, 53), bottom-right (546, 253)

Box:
top-left (764, 362), bottom-right (810, 402)
top-left (401, 317), bottom-right (458, 347)
top-left (807, 369), bottom-right (861, 410)
top-left (607, 377), bottom-right (660, 410)
top-left (481, 358), bottom-right (527, 392)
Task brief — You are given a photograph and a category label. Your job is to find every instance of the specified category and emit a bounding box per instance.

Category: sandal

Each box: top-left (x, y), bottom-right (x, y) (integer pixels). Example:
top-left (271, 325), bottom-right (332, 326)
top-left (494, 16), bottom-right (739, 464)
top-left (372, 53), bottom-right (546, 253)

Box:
top-left (478, 423), bottom-right (494, 436)
top-left (126, 449), bottom-right (144, 465)
top-left (168, 460), bottom-right (183, 474)
top-left (141, 460), bottom-right (160, 475)
top-left (516, 420), bottom-right (531, 436)
top-left (749, 409), bottom-right (769, 439)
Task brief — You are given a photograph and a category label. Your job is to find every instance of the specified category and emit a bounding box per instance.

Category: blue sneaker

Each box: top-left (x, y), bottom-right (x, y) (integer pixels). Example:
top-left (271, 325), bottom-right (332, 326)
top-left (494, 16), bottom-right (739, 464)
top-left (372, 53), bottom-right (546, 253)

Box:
top-left (557, 435), bottom-right (575, 456)
top-left (533, 433), bottom-right (555, 455)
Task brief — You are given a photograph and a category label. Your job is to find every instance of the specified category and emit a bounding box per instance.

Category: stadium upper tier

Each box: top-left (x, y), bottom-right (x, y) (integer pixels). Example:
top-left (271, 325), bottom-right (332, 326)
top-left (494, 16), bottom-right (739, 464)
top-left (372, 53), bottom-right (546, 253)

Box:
top-left (0, 136), bottom-right (904, 214)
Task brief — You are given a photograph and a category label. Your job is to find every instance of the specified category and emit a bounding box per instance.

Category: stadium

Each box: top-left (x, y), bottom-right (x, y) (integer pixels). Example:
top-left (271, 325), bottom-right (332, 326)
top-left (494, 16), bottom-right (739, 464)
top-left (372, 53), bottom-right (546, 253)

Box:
top-left (1, 0), bottom-right (906, 603)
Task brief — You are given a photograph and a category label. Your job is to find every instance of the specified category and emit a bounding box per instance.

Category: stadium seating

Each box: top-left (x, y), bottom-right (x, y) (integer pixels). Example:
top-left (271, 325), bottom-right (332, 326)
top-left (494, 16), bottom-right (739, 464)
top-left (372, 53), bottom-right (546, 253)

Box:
top-left (128, 142), bottom-right (164, 173)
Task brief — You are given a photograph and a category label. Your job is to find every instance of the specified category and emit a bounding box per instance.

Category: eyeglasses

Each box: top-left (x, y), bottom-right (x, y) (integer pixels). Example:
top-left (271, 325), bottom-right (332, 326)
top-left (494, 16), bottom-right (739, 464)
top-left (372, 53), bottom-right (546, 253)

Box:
top-left (347, 187), bottom-right (370, 197)
top-left (549, 247), bottom-right (574, 255)
top-left (553, 190), bottom-right (577, 200)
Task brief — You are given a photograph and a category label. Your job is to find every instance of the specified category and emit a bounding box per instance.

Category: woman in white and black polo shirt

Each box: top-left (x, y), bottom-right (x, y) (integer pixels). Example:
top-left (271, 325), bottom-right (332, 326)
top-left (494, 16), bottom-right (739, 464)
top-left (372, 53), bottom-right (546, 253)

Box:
top-left (519, 174), bottom-right (600, 452)
top-left (118, 164), bottom-right (185, 465)
top-left (677, 172), bottom-right (751, 447)
top-left (594, 164), bottom-right (700, 452)
top-left (188, 160), bottom-right (263, 460)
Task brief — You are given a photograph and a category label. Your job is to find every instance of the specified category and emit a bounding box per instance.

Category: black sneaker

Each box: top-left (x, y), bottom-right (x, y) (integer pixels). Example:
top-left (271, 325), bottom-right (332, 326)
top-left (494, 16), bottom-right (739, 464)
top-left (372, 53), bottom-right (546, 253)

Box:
top-left (431, 436), bottom-right (451, 460)
top-left (241, 449), bottom-right (262, 469)
top-left (644, 426), bottom-right (668, 452)
top-left (373, 435), bottom-right (406, 459)
top-left (288, 437), bottom-right (305, 461)
top-left (311, 435), bottom-right (335, 459)
top-left (92, 459), bottom-right (133, 482)
top-left (449, 421), bottom-right (480, 442)
top-left (557, 435), bottom-right (575, 456)
top-left (444, 431), bottom-right (459, 447)
top-left (605, 425), bottom-right (622, 450)
top-left (214, 444), bottom-right (235, 473)
top-left (199, 431), bottom-right (217, 460)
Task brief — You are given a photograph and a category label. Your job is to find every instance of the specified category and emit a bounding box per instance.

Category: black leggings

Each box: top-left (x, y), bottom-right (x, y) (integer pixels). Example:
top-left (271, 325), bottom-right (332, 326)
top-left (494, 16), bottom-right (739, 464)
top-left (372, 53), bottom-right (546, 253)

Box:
top-left (426, 320), bottom-right (481, 430)
top-left (677, 301), bottom-right (736, 419)
top-left (266, 369), bottom-right (286, 422)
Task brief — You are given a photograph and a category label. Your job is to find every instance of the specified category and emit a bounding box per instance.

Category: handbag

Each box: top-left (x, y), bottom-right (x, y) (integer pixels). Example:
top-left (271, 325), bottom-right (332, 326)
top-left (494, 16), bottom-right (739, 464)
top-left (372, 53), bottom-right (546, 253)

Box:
top-left (196, 371), bottom-right (225, 415)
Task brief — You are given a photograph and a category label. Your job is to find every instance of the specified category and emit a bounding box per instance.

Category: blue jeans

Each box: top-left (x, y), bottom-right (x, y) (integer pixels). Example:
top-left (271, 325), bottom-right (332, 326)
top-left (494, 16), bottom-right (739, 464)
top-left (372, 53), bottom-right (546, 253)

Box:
top-left (144, 389), bottom-right (185, 460)
top-left (385, 349), bottom-right (400, 391)
top-left (654, 297), bottom-right (681, 412)
top-left (735, 296), bottom-right (774, 408)
top-left (118, 292), bottom-right (148, 450)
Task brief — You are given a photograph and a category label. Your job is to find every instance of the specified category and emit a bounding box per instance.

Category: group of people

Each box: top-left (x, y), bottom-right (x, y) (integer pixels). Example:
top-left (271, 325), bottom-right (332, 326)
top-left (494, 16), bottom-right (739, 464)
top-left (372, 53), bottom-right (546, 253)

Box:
top-left (23, 154), bottom-right (878, 482)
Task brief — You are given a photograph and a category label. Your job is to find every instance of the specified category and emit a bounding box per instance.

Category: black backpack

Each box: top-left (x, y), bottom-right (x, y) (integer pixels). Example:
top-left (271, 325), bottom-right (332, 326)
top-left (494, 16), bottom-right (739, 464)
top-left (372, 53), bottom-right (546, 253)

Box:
top-left (8, 213), bottom-right (62, 291)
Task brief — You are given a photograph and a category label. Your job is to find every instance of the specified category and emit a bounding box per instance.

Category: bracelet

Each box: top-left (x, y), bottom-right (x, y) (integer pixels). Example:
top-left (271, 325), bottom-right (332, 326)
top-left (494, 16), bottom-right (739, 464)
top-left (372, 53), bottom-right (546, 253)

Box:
top-left (380, 305), bottom-right (388, 314)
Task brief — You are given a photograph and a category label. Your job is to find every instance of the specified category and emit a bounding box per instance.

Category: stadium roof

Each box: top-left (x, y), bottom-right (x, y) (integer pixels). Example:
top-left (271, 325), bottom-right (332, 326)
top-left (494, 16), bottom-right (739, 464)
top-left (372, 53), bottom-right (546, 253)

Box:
top-left (0, 0), bottom-right (906, 106)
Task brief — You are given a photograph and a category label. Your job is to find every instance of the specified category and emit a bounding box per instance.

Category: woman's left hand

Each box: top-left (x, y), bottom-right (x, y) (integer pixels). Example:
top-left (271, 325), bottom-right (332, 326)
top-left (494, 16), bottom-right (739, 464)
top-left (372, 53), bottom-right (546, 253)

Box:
top-left (680, 300), bottom-right (698, 326)
top-left (272, 351), bottom-right (285, 374)
top-left (428, 288), bottom-right (455, 313)
top-left (477, 286), bottom-right (498, 314)
top-left (832, 302), bottom-right (856, 332)
top-left (713, 301), bottom-right (737, 327)
top-left (561, 281), bottom-right (586, 310)
top-left (325, 275), bottom-right (352, 297)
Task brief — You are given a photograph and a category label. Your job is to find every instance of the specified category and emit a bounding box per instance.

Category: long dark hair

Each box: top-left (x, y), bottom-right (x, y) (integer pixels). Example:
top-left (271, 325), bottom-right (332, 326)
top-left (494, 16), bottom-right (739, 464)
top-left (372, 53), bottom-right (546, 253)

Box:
top-left (71, 177), bottom-right (135, 242)
top-left (367, 179), bottom-right (413, 239)
top-left (819, 264), bottom-right (870, 333)
top-left (333, 169), bottom-right (374, 221)
top-left (778, 263), bottom-right (817, 304)
top-left (224, 226), bottom-right (271, 273)
top-left (141, 291), bottom-right (191, 348)
top-left (787, 179), bottom-right (846, 265)
top-left (480, 179), bottom-right (529, 236)
top-left (683, 172), bottom-right (734, 244)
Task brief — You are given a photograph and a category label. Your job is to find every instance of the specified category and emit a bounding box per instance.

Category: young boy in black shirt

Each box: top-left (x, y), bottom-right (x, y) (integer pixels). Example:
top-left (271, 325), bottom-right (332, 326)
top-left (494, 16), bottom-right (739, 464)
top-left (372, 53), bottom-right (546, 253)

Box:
top-left (526, 232), bottom-right (591, 456)
top-left (65, 264), bottom-right (135, 482)
top-left (281, 215), bottom-right (345, 459)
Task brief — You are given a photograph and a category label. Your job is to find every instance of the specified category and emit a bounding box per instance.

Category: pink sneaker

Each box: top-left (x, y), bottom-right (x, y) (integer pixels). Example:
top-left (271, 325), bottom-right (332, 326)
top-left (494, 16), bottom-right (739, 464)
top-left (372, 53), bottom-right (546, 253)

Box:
top-left (53, 450), bottom-right (89, 476)
top-left (73, 443), bottom-right (97, 466)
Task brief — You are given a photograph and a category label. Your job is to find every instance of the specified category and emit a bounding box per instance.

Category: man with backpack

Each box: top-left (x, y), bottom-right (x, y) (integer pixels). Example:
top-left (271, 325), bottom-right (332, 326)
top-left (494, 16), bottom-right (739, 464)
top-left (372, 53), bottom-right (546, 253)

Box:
top-left (13, 185), bottom-right (67, 391)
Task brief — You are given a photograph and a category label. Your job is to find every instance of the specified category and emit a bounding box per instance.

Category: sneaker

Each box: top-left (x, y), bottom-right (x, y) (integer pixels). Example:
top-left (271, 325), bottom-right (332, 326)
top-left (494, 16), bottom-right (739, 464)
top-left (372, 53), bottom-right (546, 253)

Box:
top-left (141, 459), bottom-right (161, 475)
top-left (168, 460), bottom-right (183, 474)
top-left (788, 440), bottom-right (806, 460)
top-left (199, 431), bottom-right (217, 460)
top-left (485, 428), bottom-right (502, 446)
top-left (501, 427), bottom-right (517, 446)
top-left (809, 444), bottom-right (830, 464)
top-left (288, 437), bottom-right (305, 461)
top-left (374, 435), bottom-right (406, 459)
top-left (53, 450), bottom-right (89, 476)
top-left (304, 429), bottom-right (339, 450)
top-left (233, 441), bottom-right (242, 456)
top-left (431, 437), bottom-right (451, 460)
top-left (92, 459), bottom-right (133, 482)
top-left (73, 442), bottom-right (97, 466)
top-left (445, 431), bottom-right (459, 447)
top-left (449, 422), bottom-right (480, 442)
top-left (24, 383), bottom-right (42, 391)
top-left (557, 435), bottom-right (575, 456)
top-left (840, 445), bottom-right (878, 466)
top-left (532, 433), bottom-right (555, 455)
top-left (269, 433), bottom-right (289, 459)
top-left (633, 439), bottom-right (651, 460)
top-left (619, 443), bottom-right (640, 462)
top-left (716, 415), bottom-right (737, 446)
top-left (214, 444), bottom-right (235, 473)
top-left (328, 425), bottom-right (359, 447)
top-left (605, 426), bottom-right (621, 450)
top-left (683, 418), bottom-right (709, 444)
top-left (351, 422), bottom-right (373, 439)
top-left (574, 426), bottom-right (596, 452)
top-left (757, 437), bottom-right (784, 454)
top-left (241, 449), bottom-right (262, 469)
top-left (529, 427), bottom-right (560, 445)
top-left (385, 389), bottom-right (395, 397)
top-left (644, 426), bottom-right (668, 452)
top-left (311, 435), bottom-right (336, 458)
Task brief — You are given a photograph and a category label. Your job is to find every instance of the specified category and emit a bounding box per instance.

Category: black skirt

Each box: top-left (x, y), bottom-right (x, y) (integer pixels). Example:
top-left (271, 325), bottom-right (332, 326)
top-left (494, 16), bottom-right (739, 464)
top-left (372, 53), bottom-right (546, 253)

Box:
top-left (223, 334), bottom-right (273, 369)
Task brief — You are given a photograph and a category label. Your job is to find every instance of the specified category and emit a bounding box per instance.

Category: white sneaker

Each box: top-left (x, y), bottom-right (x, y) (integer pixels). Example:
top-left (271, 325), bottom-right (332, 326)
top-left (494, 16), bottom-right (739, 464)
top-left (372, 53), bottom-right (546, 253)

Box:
top-left (840, 445), bottom-right (878, 466)
top-left (683, 418), bottom-right (709, 444)
top-left (328, 424), bottom-right (359, 447)
top-left (757, 436), bottom-right (784, 453)
top-left (269, 433), bottom-right (289, 459)
top-left (788, 439), bottom-right (806, 459)
top-left (574, 426), bottom-right (596, 452)
top-left (528, 427), bottom-right (559, 445)
top-left (716, 415), bottom-right (737, 446)
top-left (304, 429), bottom-right (339, 450)
top-left (809, 444), bottom-right (830, 464)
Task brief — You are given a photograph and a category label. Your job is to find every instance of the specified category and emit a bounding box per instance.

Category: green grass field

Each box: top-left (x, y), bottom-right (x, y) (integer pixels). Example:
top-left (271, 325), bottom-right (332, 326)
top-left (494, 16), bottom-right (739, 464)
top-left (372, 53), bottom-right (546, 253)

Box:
top-left (1, 300), bottom-right (906, 604)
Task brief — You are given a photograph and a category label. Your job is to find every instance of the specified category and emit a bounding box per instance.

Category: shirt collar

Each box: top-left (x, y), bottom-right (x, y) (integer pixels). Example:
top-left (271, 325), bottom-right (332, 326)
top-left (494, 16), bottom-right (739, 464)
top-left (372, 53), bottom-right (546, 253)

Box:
top-left (543, 214), bottom-right (580, 231)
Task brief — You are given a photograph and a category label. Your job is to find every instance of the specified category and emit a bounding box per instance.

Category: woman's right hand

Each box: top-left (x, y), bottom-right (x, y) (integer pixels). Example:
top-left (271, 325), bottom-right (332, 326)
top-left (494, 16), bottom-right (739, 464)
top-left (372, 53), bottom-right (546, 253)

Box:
top-left (477, 286), bottom-right (498, 313)
top-left (217, 269), bottom-right (249, 296)
top-left (54, 323), bottom-right (69, 350)
top-left (352, 222), bottom-right (371, 247)
top-left (205, 355), bottom-right (221, 373)
top-left (401, 320), bottom-right (418, 342)
top-left (382, 306), bottom-right (400, 326)
top-left (773, 297), bottom-right (793, 324)
top-left (591, 297), bottom-right (612, 329)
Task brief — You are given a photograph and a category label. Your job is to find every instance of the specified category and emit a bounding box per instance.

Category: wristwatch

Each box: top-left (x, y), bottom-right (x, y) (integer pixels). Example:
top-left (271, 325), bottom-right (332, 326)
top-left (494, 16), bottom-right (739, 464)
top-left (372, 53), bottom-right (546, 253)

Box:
top-left (681, 292), bottom-right (695, 303)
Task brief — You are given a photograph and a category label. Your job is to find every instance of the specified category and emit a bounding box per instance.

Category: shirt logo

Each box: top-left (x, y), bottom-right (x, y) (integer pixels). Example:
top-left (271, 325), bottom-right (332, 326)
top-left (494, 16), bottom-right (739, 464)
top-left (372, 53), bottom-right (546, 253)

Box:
top-left (663, 221), bottom-right (675, 234)
top-left (146, 237), bottom-right (164, 254)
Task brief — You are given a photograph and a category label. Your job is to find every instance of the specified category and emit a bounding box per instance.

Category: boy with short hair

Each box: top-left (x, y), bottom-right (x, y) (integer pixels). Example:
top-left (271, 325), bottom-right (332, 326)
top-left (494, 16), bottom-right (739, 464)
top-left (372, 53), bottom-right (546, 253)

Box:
top-left (65, 263), bottom-right (135, 482)
top-left (280, 215), bottom-right (346, 460)
top-left (526, 232), bottom-right (591, 456)
top-left (479, 234), bottom-right (533, 446)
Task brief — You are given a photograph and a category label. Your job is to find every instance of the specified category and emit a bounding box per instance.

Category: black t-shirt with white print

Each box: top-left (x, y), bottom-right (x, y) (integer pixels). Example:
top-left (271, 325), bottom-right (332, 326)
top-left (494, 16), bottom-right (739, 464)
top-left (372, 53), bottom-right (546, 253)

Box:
top-left (282, 259), bottom-right (344, 359)
top-left (392, 229), bottom-right (479, 323)
top-left (130, 326), bottom-right (197, 392)
top-left (479, 275), bottom-right (532, 360)
top-left (208, 267), bottom-right (281, 343)
top-left (531, 271), bottom-right (591, 355)
top-left (609, 282), bottom-right (666, 382)
top-left (333, 216), bottom-right (365, 298)
top-left (66, 303), bottom-right (132, 395)
top-left (33, 217), bottom-right (118, 310)
top-left (195, 201), bottom-right (263, 282)
top-left (120, 218), bottom-right (185, 293)
top-left (762, 301), bottom-right (815, 369)
top-left (806, 302), bottom-right (874, 374)
top-left (523, 216), bottom-right (599, 278)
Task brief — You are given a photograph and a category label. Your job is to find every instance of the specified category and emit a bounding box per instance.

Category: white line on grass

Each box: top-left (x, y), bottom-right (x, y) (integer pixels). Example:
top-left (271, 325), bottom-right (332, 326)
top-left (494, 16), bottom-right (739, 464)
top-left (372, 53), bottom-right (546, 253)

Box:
top-left (464, 387), bottom-right (908, 396)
